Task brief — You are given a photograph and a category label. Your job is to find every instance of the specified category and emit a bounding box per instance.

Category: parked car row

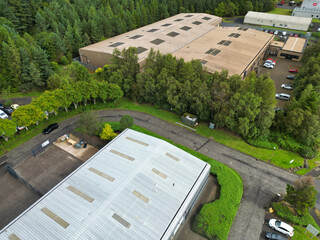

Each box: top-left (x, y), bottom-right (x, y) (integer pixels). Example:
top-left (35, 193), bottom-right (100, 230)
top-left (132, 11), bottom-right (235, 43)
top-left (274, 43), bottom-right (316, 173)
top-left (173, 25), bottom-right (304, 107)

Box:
top-left (268, 218), bottom-right (294, 238)
top-left (263, 29), bottom-right (302, 38)
top-left (263, 58), bottom-right (276, 69)
top-left (0, 103), bottom-right (20, 119)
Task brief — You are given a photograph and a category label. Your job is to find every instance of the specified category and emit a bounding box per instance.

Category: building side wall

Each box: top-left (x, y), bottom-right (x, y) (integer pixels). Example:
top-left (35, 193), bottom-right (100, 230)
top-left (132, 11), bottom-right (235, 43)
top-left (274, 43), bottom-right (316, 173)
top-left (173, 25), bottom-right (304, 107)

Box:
top-left (277, 49), bottom-right (303, 61)
top-left (292, 10), bottom-right (320, 19)
top-left (163, 164), bottom-right (211, 240)
top-left (241, 35), bottom-right (275, 78)
top-left (244, 16), bottom-right (310, 31)
top-left (79, 49), bottom-right (113, 68)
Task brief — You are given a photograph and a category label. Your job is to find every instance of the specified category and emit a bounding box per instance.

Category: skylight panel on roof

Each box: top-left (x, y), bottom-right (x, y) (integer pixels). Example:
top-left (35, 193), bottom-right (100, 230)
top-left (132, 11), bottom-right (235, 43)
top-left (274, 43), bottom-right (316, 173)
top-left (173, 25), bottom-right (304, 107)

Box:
top-left (234, 34), bottom-right (241, 38)
top-left (41, 207), bottom-right (70, 229)
top-left (218, 40), bottom-right (226, 45)
top-left (89, 167), bottom-right (115, 181)
top-left (130, 35), bottom-right (143, 39)
top-left (242, 27), bottom-right (248, 31)
top-left (126, 136), bottom-right (149, 146)
top-left (108, 42), bottom-right (124, 48)
top-left (238, 27), bottom-right (244, 30)
top-left (150, 38), bottom-right (165, 45)
top-left (224, 41), bottom-right (232, 46)
top-left (185, 14), bottom-right (193, 17)
top-left (152, 168), bottom-right (167, 179)
top-left (211, 49), bottom-right (221, 56)
top-left (147, 28), bottom-right (158, 32)
top-left (136, 46), bottom-right (148, 54)
top-left (67, 186), bottom-right (94, 203)
top-left (205, 48), bottom-right (215, 54)
top-left (132, 190), bottom-right (149, 203)
top-left (112, 213), bottom-right (131, 228)
top-left (110, 149), bottom-right (135, 161)
top-left (167, 31), bottom-right (180, 37)
top-left (174, 19), bottom-right (183, 22)
top-left (9, 233), bottom-right (20, 240)
top-left (165, 152), bottom-right (180, 162)
top-left (192, 21), bottom-right (202, 25)
top-left (162, 23), bottom-right (172, 27)
top-left (202, 17), bottom-right (211, 20)
top-left (181, 26), bottom-right (191, 31)
top-left (229, 33), bottom-right (236, 37)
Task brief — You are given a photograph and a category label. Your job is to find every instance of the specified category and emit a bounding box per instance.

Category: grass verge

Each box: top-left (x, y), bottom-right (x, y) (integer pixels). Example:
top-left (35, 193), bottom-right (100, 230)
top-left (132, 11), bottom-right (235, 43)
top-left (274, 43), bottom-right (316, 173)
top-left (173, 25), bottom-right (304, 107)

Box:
top-left (292, 225), bottom-right (315, 239)
top-left (268, 8), bottom-right (292, 15)
top-left (118, 123), bottom-right (243, 240)
top-left (1, 97), bottom-right (316, 173)
top-left (3, 91), bottom-right (42, 99)
top-left (312, 18), bottom-right (320, 23)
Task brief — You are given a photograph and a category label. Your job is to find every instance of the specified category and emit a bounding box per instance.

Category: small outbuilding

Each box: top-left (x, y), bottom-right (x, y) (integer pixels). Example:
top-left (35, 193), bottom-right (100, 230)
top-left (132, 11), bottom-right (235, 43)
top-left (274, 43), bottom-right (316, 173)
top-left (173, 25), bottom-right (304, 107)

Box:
top-left (244, 11), bottom-right (312, 31)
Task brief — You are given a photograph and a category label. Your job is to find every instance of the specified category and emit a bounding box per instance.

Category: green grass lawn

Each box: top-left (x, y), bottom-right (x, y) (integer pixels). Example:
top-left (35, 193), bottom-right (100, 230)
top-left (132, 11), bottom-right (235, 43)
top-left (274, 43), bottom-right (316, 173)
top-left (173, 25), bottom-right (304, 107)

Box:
top-left (268, 8), bottom-right (292, 15)
top-left (292, 225), bottom-right (315, 239)
top-left (312, 18), bottom-right (320, 23)
top-left (1, 97), bottom-right (317, 174)
top-left (3, 90), bottom-right (42, 99)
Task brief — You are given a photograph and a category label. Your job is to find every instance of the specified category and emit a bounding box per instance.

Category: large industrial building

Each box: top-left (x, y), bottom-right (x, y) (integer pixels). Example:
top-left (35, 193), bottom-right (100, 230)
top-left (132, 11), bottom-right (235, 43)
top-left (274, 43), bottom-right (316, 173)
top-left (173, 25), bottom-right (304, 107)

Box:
top-left (293, 0), bottom-right (320, 19)
top-left (0, 129), bottom-right (211, 240)
top-left (244, 11), bottom-right (312, 31)
top-left (79, 13), bottom-right (275, 77)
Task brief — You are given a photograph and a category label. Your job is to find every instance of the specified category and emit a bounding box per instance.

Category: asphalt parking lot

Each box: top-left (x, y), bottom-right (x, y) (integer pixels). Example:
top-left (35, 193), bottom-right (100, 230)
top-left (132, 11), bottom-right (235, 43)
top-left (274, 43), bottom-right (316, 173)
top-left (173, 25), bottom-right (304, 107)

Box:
top-left (259, 56), bottom-right (301, 108)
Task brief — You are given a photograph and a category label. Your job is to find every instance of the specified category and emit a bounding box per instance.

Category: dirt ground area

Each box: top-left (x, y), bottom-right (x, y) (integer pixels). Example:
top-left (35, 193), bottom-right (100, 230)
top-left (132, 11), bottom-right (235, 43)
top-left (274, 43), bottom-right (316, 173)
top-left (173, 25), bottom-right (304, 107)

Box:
top-left (0, 173), bottom-right (40, 229)
top-left (259, 56), bottom-right (302, 108)
top-left (54, 134), bottom-right (99, 161)
top-left (174, 175), bottom-right (219, 240)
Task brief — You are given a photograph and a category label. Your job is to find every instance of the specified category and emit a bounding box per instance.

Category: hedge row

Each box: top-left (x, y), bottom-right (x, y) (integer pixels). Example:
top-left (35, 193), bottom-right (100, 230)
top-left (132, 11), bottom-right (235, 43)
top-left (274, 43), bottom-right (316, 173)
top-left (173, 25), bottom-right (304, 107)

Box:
top-left (125, 124), bottom-right (243, 240)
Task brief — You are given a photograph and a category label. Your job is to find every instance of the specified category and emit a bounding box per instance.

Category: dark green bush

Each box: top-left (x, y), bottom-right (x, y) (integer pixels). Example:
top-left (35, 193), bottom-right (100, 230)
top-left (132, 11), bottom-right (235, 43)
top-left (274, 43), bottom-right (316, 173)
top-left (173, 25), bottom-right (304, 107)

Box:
top-left (59, 56), bottom-right (69, 65)
top-left (120, 115), bottom-right (134, 131)
top-left (247, 138), bottom-right (278, 150)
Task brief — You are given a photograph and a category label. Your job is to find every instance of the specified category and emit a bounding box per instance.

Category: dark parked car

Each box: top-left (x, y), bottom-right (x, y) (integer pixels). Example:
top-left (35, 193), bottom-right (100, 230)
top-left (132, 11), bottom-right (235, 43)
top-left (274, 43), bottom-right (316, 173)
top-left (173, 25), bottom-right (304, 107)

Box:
top-left (286, 75), bottom-right (295, 80)
top-left (2, 107), bottom-right (14, 115)
top-left (43, 123), bottom-right (59, 134)
top-left (266, 232), bottom-right (287, 240)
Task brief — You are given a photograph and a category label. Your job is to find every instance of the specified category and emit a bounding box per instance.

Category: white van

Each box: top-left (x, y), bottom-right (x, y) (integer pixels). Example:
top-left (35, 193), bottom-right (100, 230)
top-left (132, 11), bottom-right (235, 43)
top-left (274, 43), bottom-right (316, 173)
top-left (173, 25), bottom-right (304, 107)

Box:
top-left (275, 93), bottom-right (290, 100)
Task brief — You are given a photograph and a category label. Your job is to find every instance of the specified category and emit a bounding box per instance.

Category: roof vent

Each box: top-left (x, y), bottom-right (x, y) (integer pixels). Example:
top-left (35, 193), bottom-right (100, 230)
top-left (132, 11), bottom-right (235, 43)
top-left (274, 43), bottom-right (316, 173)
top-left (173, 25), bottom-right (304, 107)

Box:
top-left (167, 31), bottom-right (180, 37)
top-left (147, 29), bottom-right (158, 32)
top-left (130, 35), bottom-right (143, 39)
top-left (108, 42), bottom-right (124, 47)
top-left (137, 46), bottom-right (148, 54)
top-left (150, 38), bottom-right (165, 45)
top-left (192, 21), bottom-right (202, 25)
top-left (181, 26), bottom-right (191, 31)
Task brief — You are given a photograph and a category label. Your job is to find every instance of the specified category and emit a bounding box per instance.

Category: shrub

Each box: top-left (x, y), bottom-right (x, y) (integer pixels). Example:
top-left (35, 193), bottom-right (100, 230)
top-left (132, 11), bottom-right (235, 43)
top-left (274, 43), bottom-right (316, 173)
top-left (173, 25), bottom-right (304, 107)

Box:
top-left (100, 123), bottom-right (117, 140)
top-left (120, 115), bottom-right (134, 131)
top-left (59, 56), bottom-right (69, 65)
top-left (247, 138), bottom-right (278, 150)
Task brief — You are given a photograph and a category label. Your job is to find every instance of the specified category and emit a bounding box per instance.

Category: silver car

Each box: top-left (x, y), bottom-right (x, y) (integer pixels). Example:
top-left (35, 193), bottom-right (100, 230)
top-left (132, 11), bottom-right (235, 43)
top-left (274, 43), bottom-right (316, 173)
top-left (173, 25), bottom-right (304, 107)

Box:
top-left (263, 63), bottom-right (274, 69)
top-left (275, 93), bottom-right (290, 100)
top-left (281, 84), bottom-right (293, 90)
top-left (0, 109), bottom-right (8, 119)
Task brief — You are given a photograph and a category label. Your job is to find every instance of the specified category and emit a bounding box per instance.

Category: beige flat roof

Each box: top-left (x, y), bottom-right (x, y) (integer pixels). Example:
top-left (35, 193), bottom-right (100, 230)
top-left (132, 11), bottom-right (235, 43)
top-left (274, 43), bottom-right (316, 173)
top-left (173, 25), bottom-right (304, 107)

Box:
top-left (271, 41), bottom-right (284, 48)
top-left (281, 37), bottom-right (306, 53)
top-left (80, 13), bottom-right (221, 62)
top-left (174, 27), bottom-right (273, 75)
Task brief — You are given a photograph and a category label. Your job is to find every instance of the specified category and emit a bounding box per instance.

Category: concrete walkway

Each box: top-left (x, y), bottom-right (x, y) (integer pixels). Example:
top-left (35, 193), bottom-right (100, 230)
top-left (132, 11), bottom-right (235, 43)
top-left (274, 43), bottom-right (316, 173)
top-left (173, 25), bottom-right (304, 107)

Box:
top-left (3, 109), bottom-right (319, 239)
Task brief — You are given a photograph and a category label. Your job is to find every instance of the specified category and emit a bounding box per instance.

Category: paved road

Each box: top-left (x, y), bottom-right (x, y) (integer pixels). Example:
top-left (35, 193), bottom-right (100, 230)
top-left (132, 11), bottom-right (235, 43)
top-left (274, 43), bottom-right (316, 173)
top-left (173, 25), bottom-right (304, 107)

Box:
top-left (4, 109), bottom-right (320, 239)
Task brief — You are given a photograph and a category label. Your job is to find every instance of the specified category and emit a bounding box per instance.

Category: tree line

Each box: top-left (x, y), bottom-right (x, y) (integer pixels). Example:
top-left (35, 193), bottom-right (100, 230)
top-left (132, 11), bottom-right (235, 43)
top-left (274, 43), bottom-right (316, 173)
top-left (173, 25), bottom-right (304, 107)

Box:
top-left (96, 47), bottom-right (319, 157)
top-left (0, 0), bottom-right (275, 92)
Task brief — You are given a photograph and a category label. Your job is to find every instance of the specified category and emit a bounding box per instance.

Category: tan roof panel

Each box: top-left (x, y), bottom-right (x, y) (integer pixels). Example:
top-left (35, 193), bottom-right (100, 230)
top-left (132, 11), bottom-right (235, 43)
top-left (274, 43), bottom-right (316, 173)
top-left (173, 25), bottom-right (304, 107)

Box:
top-left (41, 207), bottom-right (70, 229)
top-left (281, 37), bottom-right (306, 53)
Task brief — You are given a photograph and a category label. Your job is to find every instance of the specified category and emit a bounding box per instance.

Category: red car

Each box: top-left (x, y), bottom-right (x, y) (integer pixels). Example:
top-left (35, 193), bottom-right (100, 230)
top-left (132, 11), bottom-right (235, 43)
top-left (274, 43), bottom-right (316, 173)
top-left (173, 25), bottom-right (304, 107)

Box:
top-left (270, 30), bottom-right (274, 34)
top-left (267, 58), bottom-right (277, 63)
top-left (289, 69), bottom-right (299, 73)
top-left (294, 34), bottom-right (298, 37)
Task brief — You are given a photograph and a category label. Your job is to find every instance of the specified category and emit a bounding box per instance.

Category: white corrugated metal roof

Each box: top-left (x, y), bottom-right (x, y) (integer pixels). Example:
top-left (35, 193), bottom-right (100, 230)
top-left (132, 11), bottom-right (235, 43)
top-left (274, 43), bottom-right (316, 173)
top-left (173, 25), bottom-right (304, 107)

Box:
top-left (0, 129), bottom-right (210, 240)
top-left (245, 11), bottom-right (312, 24)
